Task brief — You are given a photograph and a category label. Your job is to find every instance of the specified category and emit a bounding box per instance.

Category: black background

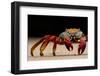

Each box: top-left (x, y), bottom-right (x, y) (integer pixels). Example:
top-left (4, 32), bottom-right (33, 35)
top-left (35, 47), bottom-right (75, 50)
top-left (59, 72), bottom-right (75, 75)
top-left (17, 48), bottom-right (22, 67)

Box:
top-left (28, 15), bottom-right (88, 37)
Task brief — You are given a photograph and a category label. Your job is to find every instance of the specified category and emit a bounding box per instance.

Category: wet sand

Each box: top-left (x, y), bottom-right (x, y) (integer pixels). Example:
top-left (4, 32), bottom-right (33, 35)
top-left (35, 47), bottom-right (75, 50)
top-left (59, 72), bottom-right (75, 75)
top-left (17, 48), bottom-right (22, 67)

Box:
top-left (28, 38), bottom-right (88, 61)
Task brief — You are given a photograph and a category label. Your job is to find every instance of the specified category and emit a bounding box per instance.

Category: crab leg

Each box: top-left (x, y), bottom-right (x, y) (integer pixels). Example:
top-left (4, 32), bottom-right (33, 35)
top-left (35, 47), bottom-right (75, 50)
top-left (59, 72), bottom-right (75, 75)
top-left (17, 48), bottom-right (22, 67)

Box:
top-left (31, 38), bottom-right (45, 56)
top-left (40, 36), bottom-right (56, 56)
top-left (40, 40), bottom-right (50, 56)
top-left (78, 37), bottom-right (86, 55)
top-left (64, 37), bottom-right (73, 51)
top-left (53, 42), bottom-right (57, 56)
top-left (31, 35), bottom-right (51, 56)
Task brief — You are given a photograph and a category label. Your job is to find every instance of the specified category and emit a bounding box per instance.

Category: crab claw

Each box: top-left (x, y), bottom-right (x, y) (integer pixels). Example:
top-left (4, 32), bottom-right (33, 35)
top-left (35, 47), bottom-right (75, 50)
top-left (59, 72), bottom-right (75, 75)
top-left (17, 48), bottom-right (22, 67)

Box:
top-left (65, 37), bottom-right (73, 51)
top-left (78, 37), bottom-right (86, 55)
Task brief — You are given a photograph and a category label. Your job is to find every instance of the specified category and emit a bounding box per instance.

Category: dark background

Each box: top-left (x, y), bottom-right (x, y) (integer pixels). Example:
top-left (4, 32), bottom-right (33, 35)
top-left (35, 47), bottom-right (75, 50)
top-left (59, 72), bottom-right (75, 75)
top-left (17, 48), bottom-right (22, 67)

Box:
top-left (28, 15), bottom-right (88, 37)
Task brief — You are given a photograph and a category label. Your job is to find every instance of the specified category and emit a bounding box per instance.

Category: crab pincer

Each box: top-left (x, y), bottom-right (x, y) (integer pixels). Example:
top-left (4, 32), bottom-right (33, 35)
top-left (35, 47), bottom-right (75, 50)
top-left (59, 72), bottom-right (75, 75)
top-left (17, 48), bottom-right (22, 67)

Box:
top-left (64, 37), bottom-right (73, 51)
top-left (78, 36), bottom-right (86, 55)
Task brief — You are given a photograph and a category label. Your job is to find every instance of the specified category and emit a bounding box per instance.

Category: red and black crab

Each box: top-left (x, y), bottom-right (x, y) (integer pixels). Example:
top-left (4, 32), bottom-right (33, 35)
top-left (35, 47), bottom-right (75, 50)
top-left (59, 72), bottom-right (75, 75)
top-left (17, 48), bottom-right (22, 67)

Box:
top-left (31, 28), bottom-right (87, 56)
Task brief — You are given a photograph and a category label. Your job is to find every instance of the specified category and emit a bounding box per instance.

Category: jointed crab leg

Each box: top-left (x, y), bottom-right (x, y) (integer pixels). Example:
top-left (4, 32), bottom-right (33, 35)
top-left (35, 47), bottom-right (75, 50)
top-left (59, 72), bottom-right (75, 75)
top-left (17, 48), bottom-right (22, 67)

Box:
top-left (40, 36), bottom-right (56, 56)
top-left (31, 38), bottom-right (45, 56)
top-left (31, 35), bottom-right (51, 56)
top-left (40, 40), bottom-right (50, 56)
top-left (53, 43), bottom-right (57, 56)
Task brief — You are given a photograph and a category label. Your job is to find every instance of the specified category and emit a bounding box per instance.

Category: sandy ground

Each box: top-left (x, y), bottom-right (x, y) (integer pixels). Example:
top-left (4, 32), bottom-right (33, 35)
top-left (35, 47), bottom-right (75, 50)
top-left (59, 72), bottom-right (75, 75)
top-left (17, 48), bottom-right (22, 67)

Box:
top-left (28, 38), bottom-right (88, 61)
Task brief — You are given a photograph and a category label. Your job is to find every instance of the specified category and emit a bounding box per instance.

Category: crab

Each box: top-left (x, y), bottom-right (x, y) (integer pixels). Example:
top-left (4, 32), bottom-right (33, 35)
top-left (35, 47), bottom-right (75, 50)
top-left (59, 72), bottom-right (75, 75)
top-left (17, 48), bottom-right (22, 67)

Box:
top-left (31, 28), bottom-right (87, 56)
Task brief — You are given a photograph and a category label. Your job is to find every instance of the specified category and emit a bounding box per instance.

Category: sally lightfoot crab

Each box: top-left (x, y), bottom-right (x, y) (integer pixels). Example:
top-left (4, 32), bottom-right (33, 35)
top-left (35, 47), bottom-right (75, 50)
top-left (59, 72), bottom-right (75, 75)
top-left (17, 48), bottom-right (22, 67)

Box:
top-left (31, 28), bottom-right (87, 56)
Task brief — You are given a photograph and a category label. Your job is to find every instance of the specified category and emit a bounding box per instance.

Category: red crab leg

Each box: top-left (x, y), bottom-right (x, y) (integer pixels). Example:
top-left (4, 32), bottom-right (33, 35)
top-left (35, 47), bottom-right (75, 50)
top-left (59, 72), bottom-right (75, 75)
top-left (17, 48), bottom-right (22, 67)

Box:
top-left (40, 40), bottom-right (50, 56)
top-left (31, 35), bottom-right (51, 56)
top-left (53, 42), bottom-right (57, 56)
top-left (64, 37), bottom-right (73, 51)
top-left (78, 37), bottom-right (86, 55)
top-left (40, 36), bottom-right (56, 56)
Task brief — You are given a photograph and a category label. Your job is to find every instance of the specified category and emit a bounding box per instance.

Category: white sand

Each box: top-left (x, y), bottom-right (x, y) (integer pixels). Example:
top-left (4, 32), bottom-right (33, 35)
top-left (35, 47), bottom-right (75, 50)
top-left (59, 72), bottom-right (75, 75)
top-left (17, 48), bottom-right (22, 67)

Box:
top-left (28, 38), bottom-right (88, 61)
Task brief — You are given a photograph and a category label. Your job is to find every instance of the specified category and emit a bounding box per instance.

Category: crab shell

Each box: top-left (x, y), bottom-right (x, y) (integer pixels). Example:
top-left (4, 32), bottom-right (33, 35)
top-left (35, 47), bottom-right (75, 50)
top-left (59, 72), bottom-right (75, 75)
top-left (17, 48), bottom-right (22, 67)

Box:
top-left (59, 31), bottom-right (83, 42)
